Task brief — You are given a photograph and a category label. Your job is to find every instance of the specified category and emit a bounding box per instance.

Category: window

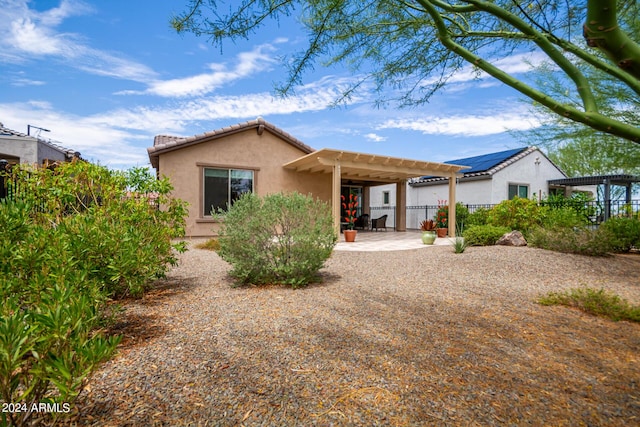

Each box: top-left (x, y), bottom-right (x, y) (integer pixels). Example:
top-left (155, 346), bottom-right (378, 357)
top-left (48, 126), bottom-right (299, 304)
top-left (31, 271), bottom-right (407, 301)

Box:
top-left (203, 168), bottom-right (253, 216)
top-left (508, 184), bottom-right (529, 199)
top-left (383, 191), bottom-right (390, 205)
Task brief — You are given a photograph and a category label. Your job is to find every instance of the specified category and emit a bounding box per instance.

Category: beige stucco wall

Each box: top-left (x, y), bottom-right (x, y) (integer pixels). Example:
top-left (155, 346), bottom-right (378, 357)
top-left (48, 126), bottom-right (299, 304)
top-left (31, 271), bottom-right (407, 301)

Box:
top-left (157, 128), bottom-right (331, 237)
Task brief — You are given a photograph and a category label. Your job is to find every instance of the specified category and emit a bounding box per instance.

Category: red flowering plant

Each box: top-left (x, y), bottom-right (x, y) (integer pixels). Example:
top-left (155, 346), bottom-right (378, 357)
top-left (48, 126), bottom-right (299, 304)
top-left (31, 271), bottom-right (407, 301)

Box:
top-left (341, 193), bottom-right (358, 230)
top-left (435, 200), bottom-right (448, 229)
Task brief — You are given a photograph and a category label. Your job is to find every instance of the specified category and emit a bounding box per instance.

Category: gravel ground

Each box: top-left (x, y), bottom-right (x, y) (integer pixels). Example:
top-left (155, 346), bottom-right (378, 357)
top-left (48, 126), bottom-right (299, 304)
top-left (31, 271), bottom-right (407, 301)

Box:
top-left (70, 243), bottom-right (640, 426)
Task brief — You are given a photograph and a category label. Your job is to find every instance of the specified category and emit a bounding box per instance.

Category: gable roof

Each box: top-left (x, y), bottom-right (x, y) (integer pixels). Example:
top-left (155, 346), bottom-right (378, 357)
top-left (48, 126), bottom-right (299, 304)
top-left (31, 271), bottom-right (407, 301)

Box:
top-left (410, 146), bottom-right (560, 186)
top-left (148, 118), bottom-right (315, 169)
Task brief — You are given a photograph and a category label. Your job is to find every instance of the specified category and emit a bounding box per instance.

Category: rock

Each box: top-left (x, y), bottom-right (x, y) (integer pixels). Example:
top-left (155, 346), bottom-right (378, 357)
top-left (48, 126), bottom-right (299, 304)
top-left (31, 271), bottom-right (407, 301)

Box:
top-left (496, 230), bottom-right (527, 247)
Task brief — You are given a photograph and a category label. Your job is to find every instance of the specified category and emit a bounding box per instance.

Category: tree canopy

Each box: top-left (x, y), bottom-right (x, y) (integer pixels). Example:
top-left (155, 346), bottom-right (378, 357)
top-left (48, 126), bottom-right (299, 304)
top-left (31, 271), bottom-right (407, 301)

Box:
top-left (172, 0), bottom-right (640, 143)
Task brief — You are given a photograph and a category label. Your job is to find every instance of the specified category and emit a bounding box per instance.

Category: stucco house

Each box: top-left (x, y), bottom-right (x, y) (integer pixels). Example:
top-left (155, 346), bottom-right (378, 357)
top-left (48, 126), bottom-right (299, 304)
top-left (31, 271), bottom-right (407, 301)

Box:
top-left (369, 146), bottom-right (593, 229)
top-left (147, 118), bottom-right (468, 237)
top-left (0, 122), bottom-right (79, 166)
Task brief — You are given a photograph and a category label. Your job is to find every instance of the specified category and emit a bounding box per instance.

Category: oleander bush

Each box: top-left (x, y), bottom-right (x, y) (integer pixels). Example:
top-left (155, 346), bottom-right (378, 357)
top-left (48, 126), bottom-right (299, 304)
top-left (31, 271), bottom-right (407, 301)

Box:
top-left (0, 162), bottom-right (187, 425)
top-left (11, 161), bottom-right (188, 298)
top-left (462, 225), bottom-right (511, 246)
top-left (217, 192), bottom-right (337, 287)
top-left (0, 200), bottom-right (119, 426)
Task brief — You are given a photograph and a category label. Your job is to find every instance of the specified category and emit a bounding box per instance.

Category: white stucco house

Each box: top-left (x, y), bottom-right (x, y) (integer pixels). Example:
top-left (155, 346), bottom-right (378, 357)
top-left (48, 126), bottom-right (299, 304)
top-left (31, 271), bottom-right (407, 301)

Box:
top-left (369, 146), bottom-right (594, 228)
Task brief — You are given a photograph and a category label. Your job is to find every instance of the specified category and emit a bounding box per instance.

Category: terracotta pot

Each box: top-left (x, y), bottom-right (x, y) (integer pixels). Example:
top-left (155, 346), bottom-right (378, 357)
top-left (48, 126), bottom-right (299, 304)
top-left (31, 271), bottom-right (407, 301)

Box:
top-left (436, 228), bottom-right (448, 238)
top-left (344, 229), bottom-right (357, 242)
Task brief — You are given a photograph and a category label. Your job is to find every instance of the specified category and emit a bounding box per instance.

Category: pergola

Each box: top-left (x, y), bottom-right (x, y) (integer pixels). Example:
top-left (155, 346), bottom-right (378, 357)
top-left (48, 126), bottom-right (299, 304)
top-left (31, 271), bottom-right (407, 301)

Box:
top-left (548, 174), bottom-right (640, 221)
top-left (284, 148), bottom-right (469, 235)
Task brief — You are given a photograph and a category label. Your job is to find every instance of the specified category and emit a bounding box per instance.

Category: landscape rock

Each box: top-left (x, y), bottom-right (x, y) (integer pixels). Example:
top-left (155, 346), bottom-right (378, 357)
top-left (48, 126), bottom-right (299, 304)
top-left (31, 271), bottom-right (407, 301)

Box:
top-left (496, 230), bottom-right (527, 246)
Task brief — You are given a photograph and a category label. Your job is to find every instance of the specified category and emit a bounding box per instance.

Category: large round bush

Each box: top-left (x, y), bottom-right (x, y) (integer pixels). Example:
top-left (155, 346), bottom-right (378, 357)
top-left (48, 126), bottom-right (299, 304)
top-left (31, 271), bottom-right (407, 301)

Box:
top-left (217, 192), bottom-right (337, 287)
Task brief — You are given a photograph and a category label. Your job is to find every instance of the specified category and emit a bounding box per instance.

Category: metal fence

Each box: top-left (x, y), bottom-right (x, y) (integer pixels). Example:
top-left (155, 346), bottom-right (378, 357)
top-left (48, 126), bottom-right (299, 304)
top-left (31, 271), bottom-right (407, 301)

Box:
top-left (371, 200), bottom-right (640, 230)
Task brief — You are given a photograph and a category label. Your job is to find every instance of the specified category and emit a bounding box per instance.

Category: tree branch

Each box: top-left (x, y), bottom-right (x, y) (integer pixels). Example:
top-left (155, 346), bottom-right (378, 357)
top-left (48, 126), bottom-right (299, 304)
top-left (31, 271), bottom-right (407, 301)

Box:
top-left (584, 0), bottom-right (640, 80)
top-left (416, 0), bottom-right (640, 142)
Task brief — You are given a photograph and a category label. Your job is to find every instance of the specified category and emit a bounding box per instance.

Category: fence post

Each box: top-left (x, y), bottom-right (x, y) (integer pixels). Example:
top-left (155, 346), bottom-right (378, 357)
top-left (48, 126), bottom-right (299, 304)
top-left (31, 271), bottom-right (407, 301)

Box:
top-left (0, 159), bottom-right (8, 200)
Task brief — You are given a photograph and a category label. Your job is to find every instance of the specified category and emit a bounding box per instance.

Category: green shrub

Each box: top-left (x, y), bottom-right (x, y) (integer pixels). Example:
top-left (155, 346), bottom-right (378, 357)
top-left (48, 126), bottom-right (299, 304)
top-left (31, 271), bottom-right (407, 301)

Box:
top-left (527, 226), bottom-right (614, 256)
top-left (217, 192), bottom-right (337, 287)
top-left (0, 162), bottom-right (188, 424)
top-left (543, 206), bottom-right (590, 230)
top-left (11, 162), bottom-right (188, 298)
top-left (454, 203), bottom-right (470, 233)
top-left (466, 207), bottom-right (491, 227)
top-left (487, 197), bottom-right (547, 232)
top-left (462, 225), bottom-right (511, 246)
top-left (542, 193), bottom-right (597, 223)
top-left (538, 287), bottom-right (640, 322)
top-left (599, 217), bottom-right (640, 252)
top-left (0, 203), bottom-right (120, 426)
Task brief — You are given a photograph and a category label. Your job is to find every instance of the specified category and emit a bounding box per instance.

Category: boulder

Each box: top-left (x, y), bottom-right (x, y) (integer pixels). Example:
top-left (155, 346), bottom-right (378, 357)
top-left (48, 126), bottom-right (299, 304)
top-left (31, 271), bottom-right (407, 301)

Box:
top-left (496, 230), bottom-right (527, 247)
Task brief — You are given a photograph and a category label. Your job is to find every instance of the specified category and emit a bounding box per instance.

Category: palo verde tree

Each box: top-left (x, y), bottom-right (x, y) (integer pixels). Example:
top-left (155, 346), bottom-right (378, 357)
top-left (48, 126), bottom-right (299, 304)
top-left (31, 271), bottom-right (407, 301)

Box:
top-left (172, 0), bottom-right (640, 143)
top-left (515, 5), bottom-right (640, 177)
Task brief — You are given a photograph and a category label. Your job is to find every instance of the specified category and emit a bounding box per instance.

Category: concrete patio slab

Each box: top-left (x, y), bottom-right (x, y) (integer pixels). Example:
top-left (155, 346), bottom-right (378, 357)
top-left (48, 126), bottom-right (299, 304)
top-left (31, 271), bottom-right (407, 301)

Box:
top-left (334, 230), bottom-right (454, 252)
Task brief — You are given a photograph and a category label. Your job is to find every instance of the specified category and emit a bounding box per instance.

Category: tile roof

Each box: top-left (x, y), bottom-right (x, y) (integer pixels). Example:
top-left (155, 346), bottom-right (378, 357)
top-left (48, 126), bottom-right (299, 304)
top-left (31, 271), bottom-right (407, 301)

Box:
top-left (410, 146), bottom-right (546, 185)
top-left (0, 122), bottom-right (30, 138)
top-left (148, 118), bottom-right (315, 169)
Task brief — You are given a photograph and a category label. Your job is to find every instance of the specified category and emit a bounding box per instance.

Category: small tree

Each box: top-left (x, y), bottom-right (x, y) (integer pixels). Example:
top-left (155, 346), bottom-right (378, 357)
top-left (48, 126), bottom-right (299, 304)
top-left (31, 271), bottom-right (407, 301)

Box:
top-left (217, 192), bottom-right (336, 287)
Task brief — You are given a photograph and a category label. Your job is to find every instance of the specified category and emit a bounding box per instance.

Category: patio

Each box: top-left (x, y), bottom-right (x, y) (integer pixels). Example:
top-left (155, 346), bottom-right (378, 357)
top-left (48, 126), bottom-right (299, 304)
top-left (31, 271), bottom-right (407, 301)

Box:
top-left (334, 230), bottom-right (453, 251)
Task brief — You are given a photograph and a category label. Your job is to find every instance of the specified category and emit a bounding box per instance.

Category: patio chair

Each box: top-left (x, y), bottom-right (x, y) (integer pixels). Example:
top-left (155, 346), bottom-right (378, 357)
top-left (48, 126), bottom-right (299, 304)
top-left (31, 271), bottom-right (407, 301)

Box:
top-left (371, 214), bottom-right (388, 231)
top-left (354, 214), bottom-right (370, 230)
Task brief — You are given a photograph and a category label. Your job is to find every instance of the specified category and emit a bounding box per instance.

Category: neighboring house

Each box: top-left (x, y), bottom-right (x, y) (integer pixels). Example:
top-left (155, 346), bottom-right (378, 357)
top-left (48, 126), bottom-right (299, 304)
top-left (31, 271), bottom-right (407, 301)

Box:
top-left (0, 122), bottom-right (79, 166)
top-left (148, 118), bottom-right (468, 237)
top-left (369, 146), bottom-right (596, 228)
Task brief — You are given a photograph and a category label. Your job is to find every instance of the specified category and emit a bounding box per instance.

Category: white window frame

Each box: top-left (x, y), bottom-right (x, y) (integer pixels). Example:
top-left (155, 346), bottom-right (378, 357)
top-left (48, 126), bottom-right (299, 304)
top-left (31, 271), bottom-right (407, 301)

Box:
top-left (508, 183), bottom-right (529, 200)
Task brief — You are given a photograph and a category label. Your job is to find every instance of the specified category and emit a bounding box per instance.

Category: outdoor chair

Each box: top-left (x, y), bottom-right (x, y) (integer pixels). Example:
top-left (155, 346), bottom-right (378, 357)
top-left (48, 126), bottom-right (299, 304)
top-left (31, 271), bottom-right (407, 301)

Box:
top-left (371, 215), bottom-right (388, 231)
top-left (354, 214), bottom-right (370, 230)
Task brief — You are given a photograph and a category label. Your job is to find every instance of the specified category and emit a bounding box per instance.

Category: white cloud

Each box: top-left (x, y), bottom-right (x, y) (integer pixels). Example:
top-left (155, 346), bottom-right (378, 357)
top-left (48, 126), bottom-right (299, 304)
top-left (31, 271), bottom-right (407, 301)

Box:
top-left (0, 0), bottom-right (157, 82)
top-left (378, 110), bottom-right (541, 137)
top-left (0, 75), bottom-right (368, 167)
top-left (119, 44), bottom-right (279, 98)
top-left (364, 133), bottom-right (386, 142)
top-left (11, 78), bottom-right (46, 87)
top-left (425, 51), bottom-right (547, 88)
top-left (0, 101), bottom-right (151, 168)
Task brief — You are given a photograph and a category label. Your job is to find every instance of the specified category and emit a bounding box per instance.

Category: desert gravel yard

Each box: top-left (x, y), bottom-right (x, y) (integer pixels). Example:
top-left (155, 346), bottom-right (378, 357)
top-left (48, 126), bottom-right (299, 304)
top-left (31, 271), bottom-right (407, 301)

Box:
top-left (73, 243), bottom-right (640, 426)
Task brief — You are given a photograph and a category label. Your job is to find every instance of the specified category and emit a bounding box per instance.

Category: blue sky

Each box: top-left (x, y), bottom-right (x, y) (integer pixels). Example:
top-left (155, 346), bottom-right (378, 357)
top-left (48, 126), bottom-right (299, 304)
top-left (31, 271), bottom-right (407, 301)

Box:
top-left (0, 0), bottom-right (546, 170)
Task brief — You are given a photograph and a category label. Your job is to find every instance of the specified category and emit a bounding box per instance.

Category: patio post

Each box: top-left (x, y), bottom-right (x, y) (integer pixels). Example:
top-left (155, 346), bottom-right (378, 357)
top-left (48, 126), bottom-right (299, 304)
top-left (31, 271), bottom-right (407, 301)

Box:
top-left (448, 173), bottom-right (457, 237)
top-left (332, 159), bottom-right (341, 234)
top-left (395, 179), bottom-right (407, 231)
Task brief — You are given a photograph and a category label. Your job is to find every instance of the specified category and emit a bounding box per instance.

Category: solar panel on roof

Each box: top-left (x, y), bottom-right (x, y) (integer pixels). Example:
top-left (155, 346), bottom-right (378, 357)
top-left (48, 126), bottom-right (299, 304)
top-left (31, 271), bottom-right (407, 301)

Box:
top-left (444, 147), bottom-right (526, 174)
top-left (417, 147), bottom-right (527, 180)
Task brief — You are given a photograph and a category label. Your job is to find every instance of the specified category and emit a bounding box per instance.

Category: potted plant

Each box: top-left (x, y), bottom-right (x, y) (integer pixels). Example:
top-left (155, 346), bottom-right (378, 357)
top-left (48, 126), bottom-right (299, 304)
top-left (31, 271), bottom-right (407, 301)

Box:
top-left (435, 202), bottom-right (448, 238)
top-left (420, 219), bottom-right (436, 244)
top-left (342, 193), bottom-right (358, 242)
